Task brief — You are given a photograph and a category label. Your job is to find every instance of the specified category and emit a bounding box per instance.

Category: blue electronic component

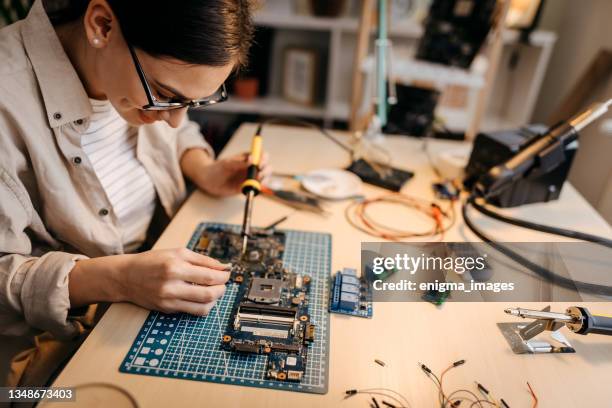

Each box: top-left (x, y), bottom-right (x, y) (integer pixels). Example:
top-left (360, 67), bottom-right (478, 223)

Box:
top-left (341, 284), bottom-right (359, 295)
top-left (341, 274), bottom-right (360, 287)
top-left (340, 292), bottom-right (359, 310)
top-left (329, 268), bottom-right (373, 318)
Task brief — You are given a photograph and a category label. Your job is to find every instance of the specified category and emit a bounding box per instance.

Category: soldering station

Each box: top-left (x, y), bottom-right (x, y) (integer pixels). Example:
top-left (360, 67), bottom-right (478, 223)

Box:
top-left (3, 0), bottom-right (612, 407)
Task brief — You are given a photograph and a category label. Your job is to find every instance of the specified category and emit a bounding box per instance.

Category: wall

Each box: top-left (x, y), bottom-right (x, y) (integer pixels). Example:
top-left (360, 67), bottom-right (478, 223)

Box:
top-left (531, 0), bottom-right (612, 224)
top-left (532, 0), bottom-right (612, 122)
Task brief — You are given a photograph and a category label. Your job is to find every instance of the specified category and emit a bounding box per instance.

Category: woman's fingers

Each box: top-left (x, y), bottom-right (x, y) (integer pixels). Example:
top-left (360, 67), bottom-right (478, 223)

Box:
top-left (180, 248), bottom-right (230, 270)
top-left (175, 281), bottom-right (227, 304)
top-left (165, 298), bottom-right (220, 316)
top-left (258, 163), bottom-right (273, 183)
top-left (176, 262), bottom-right (230, 285)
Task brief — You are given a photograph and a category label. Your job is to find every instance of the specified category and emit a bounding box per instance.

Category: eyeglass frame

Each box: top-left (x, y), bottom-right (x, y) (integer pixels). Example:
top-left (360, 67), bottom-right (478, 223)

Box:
top-left (127, 43), bottom-right (228, 111)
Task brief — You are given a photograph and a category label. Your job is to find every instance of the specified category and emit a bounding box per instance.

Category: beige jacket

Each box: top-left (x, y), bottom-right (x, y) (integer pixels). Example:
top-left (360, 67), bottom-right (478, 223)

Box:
top-left (0, 0), bottom-right (213, 377)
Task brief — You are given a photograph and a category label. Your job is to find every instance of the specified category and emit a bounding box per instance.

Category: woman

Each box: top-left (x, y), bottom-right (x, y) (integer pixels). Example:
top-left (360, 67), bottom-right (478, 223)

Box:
top-left (0, 0), bottom-right (264, 385)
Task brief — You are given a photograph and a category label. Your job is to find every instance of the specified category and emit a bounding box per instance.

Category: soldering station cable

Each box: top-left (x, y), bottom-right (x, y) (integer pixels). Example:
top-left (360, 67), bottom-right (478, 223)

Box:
top-left (462, 195), bottom-right (612, 297)
top-left (462, 99), bottom-right (612, 296)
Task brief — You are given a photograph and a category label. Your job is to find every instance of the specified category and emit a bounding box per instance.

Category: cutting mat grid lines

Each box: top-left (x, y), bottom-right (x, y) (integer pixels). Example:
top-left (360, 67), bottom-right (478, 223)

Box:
top-left (120, 223), bottom-right (331, 394)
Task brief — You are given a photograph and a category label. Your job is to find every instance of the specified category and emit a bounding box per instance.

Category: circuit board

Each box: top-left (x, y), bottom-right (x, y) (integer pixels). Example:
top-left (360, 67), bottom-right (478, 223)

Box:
top-left (329, 268), bottom-right (373, 318)
top-left (119, 223), bottom-right (331, 394)
top-left (200, 227), bottom-right (315, 382)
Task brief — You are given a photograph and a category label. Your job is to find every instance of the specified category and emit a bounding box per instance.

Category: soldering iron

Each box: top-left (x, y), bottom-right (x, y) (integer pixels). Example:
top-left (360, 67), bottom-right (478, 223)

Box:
top-left (506, 306), bottom-right (612, 336)
top-left (240, 124), bottom-right (264, 255)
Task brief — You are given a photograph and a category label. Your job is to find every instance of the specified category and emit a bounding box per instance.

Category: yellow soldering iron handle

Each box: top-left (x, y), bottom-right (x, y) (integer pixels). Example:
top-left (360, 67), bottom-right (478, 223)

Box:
top-left (241, 133), bottom-right (262, 195)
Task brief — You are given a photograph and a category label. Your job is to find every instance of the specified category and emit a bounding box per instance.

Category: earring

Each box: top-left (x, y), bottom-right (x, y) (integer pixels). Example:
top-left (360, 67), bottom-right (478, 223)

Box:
top-left (92, 37), bottom-right (101, 46)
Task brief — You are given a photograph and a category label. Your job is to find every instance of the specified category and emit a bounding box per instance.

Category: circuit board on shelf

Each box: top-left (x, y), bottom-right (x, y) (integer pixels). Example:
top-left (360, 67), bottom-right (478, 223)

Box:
top-left (119, 223), bottom-right (331, 394)
top-left (195, 227), bottom-right (314, 382)
top-left (329, 268), bottom-right (373, 318)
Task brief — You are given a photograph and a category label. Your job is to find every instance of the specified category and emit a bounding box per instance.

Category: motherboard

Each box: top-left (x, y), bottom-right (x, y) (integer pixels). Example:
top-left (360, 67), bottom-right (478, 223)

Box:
top-left (194, 226), bottom-right (315, 382)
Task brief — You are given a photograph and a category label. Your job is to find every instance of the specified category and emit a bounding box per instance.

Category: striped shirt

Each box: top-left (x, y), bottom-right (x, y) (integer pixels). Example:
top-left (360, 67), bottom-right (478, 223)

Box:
top-left (79, 99), bottom-right (157, 252)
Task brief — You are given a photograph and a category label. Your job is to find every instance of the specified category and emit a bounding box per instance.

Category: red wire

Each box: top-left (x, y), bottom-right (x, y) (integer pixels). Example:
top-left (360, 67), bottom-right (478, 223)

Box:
top-left (527, 382), bottom-right (538, 408)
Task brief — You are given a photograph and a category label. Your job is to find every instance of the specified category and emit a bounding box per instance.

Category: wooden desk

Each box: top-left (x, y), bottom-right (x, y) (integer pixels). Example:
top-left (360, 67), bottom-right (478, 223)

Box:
top-left (52, 124), bottom-right (612, 407)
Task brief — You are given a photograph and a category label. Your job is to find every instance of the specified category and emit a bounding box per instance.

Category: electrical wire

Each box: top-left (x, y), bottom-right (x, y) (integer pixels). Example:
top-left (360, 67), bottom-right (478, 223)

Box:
top-left (345, 389), bottom-right (408, 408)
top-left (256, 117), bottom-right (353, 153)
top-left (358, 388), bottom-right (412, 408)
top-left (438, 362), bottom-right (482, 408)
top-left (472, 197), bottom-right (612, 248)
top-left (470, 400), bottom-right (498, 408)
top-left (345, 193), bottom-right (456, 241)
top-left (438, 364), bottom-right (455, 405)
top-left (257, 117), bottom-right (400, 182)
top-left (527, 382), bottom-right (538, 408)
top-left (419, 360), bottom-right (518, 408)
top-left (462, 195), bottom-right (612, 296)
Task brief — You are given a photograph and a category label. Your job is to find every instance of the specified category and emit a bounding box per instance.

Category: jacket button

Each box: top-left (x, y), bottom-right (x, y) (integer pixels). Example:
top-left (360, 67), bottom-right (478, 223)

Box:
top-left (53, 112), bottom-right (62, 120)
top-left (72, 156), bottom-right (82, 165)
top-left (99, 208), bottom-right (109, 216)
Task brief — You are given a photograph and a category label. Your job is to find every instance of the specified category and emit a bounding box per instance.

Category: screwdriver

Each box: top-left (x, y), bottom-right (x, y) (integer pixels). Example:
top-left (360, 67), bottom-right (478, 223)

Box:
top-left (240, 124), bottom-right (264, 255)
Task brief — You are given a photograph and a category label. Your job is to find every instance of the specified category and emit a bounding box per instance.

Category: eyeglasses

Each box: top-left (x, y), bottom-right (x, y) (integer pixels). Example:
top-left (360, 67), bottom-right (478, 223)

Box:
top-left (128, 43), bottom-right (228, 111)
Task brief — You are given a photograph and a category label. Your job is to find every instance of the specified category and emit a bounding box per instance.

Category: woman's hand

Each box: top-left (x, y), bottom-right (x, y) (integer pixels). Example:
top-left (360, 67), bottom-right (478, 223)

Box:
top-left (181, 149), bottom-right (272, 197)
top-left (119, 248), bottom-right (230, 315)
top-left (69, 248), bottom-right (231, 316)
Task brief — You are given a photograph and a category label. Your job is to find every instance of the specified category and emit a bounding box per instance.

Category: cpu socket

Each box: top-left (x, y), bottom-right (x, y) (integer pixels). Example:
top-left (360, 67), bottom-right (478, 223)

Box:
top-left (247, 278), bottom-right (283, 304)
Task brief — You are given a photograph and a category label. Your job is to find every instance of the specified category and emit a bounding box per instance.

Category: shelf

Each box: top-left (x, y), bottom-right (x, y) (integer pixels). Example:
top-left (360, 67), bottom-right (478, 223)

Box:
top-left (208, 96), bottom-right (327, 119)
top-left (254, 12), bottom-right (357, 31)
top-left (362, 56), bottom-right (486, 88)
top-left (254, 11), bottom-right (556, 45)
top-left (437, 107), bottom-right (517, 133)
top-left (254, 12), bottom-right (423, 37)
top-left (501, 29), bottom-right (557, 46)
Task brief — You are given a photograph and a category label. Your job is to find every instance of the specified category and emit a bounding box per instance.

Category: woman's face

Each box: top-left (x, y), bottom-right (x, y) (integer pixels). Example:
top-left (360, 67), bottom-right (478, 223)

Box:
top-left (84, 1), bottom-right (234, 128)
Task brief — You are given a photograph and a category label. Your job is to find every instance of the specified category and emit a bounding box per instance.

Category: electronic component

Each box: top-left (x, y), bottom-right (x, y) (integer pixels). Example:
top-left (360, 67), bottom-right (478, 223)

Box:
top-left (421, 289), bottom-right (450, 306)
top-left (194, 226), bottom-right (315, 382)
top-left (329, 268), bottom-right (372, 318)
top-left (432, 181), bottom-right (460, 200)
top-left (466, 100), bottom-right (611, 207)
top-left (346, 159), bottom-right (413, 192)
top-left (383, 85), bottom-right (440, 137)
top-left (416, 0), bottom-right (498, 68)
top-left (464, 124), bottom-right (577, 207)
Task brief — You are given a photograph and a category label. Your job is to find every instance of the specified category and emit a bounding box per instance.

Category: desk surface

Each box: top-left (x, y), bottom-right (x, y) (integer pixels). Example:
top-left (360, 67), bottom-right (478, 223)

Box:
top-left (53, 124), bottom-right (612, 408)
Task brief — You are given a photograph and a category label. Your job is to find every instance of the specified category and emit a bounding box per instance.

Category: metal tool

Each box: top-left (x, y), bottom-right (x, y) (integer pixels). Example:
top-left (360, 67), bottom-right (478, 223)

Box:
top-left (261, 186), bottom-right (326, 214)
top-left (240, 126), bottom-right (263, 255)
top-left (498, 305), bottom-right (612, 354)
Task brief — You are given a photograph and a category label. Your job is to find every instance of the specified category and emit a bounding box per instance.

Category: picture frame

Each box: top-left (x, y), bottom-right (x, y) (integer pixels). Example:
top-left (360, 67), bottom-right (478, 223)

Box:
top-left (283, 47), bottom-right (318, 106)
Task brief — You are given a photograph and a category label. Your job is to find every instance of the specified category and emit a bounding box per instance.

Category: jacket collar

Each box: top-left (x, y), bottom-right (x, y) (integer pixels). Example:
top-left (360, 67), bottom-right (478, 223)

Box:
top-left (21, 0), bottom-right (92, 128)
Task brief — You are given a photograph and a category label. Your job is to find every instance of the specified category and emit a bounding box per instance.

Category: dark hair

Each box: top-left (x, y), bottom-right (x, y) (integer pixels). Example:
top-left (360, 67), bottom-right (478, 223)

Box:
top-left (46, 0), bottom-right (255, 68)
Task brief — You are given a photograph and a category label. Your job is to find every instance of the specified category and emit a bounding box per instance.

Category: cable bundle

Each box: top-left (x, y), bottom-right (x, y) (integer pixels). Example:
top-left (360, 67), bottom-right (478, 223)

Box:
top-left (345, 193), bottom-right (456, 241)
